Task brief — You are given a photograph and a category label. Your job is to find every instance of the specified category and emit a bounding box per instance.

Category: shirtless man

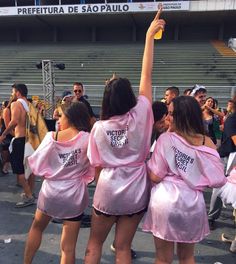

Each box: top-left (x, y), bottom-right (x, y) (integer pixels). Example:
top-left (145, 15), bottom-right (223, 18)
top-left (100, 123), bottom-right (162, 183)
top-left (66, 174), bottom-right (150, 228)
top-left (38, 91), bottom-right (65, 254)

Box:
top-left (0, 84), bottom-right (35, 208)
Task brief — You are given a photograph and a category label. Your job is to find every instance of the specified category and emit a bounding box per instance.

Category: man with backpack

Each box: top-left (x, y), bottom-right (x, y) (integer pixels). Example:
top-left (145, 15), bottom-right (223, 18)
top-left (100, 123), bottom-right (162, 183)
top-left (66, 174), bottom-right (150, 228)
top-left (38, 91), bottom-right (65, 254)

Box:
top-left (0, 84), bottom-right (35, 208)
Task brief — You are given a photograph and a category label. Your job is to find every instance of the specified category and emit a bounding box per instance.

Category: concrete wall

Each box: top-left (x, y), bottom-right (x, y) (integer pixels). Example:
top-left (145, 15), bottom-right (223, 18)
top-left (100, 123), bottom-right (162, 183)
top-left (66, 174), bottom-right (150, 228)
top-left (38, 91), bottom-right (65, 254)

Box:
top-left (0, 8), bottom-right (235, 43)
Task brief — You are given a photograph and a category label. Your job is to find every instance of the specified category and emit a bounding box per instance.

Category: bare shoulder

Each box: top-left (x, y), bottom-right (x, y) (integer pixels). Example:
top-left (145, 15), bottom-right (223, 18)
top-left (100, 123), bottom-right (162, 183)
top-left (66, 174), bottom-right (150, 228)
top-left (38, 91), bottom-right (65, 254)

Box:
top-left (3, 107), bottom-right (10, 114)
top-left (204, 136), bottom-right (217, 150)
top-left (11, 101), bottom-right (21, 109)
top-left (3, 108), bottom-right (10, 118)
top-left (11, 101), bottom-right (25, 117)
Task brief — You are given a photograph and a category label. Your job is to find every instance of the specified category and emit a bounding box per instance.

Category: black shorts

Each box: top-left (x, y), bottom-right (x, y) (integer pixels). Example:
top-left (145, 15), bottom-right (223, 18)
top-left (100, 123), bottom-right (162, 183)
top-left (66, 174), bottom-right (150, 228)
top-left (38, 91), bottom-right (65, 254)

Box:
top-left (63, 213), bottom-right (84, 222)
top-left (10, 137), bottom-right (25, 175)
top-left (93, 208), bottom-right (147, 218)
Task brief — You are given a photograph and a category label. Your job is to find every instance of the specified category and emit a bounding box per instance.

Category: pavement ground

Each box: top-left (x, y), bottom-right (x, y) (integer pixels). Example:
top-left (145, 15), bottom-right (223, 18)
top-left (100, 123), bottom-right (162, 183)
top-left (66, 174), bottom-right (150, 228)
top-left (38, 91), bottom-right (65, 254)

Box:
top-left (0, 172), bottom-right (236, 264)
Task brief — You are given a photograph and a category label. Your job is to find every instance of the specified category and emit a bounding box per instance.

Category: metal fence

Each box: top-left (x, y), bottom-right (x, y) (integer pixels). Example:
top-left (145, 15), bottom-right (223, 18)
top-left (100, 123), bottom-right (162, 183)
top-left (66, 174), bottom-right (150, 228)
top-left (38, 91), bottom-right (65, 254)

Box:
top-left (0, 83), bottom-right (235, 109)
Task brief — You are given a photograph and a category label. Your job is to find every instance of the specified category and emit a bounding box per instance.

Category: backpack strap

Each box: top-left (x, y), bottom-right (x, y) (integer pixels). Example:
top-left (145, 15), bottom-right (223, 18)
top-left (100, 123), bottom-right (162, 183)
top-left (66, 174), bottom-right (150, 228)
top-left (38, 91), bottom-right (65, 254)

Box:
top-left (25, 111), bottom-right (31, 142)
top-left (16, 98), bottom-right (30, 142)
top-left (17, 98), bottom-right (29, 112)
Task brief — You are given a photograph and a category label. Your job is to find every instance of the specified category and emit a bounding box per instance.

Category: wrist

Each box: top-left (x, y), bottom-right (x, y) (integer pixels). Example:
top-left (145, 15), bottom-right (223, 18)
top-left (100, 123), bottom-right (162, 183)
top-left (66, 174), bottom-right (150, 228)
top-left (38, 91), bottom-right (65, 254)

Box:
top-left (146, 30), bottom-right (155, 39)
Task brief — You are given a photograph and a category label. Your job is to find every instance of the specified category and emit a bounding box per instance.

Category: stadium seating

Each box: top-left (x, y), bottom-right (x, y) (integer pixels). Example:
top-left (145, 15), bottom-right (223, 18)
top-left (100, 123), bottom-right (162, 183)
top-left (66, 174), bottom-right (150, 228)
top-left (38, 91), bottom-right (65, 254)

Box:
top-left (0, 41), bottom-right (235, 108)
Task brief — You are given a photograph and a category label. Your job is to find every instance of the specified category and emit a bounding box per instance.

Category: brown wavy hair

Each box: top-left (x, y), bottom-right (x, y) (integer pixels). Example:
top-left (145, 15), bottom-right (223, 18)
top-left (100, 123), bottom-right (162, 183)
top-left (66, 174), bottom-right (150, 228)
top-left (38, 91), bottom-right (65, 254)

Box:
top-left (172, 96), bottom-right (205, 135)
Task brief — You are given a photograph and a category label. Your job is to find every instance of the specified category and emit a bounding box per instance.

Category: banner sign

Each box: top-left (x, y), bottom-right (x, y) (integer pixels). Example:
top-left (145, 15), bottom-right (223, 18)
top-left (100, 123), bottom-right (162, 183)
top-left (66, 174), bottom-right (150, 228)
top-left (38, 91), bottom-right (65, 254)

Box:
top-left (0, 2), bottom-right (189, 16)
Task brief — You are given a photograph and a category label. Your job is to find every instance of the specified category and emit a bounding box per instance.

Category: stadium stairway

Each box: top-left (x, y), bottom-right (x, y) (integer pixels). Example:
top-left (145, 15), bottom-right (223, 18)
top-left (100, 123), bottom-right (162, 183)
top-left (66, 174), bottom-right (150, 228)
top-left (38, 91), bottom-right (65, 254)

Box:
top-left (0, 41), bottom-right (235, 108)
top-left (212, 40), bottom-right (236, 57)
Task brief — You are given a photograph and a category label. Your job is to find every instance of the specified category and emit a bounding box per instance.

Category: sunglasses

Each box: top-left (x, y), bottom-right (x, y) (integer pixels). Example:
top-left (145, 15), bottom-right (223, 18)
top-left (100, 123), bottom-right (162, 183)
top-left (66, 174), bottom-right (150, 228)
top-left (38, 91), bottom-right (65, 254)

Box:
top-left (74, 90), bottom-right (82, 94)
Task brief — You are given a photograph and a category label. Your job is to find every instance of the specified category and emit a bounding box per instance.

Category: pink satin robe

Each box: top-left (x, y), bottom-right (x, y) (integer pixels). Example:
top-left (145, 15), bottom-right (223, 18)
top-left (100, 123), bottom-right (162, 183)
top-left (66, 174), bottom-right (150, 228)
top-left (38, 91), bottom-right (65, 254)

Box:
top-left (28, 131), bottom-right (94, 218)
top-left (143, 132), bottom-right (226, 243)
top-left (87, 95), bottom-right (153, 215)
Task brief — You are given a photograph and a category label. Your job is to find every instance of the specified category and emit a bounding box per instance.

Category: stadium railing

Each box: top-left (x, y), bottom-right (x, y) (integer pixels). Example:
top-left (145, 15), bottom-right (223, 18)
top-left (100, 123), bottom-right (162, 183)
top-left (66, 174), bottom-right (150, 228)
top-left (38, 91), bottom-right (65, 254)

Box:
top-left (0, 83), bottom-right (233, 109)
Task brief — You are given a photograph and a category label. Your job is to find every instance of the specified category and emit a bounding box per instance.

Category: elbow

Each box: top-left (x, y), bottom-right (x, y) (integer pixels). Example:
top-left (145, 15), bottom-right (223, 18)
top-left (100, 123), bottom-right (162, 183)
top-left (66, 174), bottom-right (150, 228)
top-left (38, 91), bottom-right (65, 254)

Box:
top-left (149, 171), bottom-right (162, 184)
top-left (11, 120), bottom-right (17, 128)
top-left (151, 178), bottom-right (162, 184)
top-left (209, 177), bottom-right (227, 188)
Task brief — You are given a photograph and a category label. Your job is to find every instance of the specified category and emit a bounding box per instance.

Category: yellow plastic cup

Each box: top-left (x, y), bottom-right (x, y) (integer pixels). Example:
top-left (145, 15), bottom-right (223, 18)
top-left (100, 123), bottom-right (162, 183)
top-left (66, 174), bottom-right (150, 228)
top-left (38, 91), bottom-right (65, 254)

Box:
top-left (154, 30), bottom-right (163, 40)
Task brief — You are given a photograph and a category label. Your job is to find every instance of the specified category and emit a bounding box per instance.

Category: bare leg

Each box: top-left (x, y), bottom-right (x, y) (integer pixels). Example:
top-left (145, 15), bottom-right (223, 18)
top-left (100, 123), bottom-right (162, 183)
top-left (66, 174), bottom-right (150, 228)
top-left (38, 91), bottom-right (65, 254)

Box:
top-left (2, 150), bottom-right (9, 172)
top-left (177, 242), bottom-right (195, 264)
top-left (28, 174), bottom-right (35, 194)
top-left (153, 237), bottom-right (174, 264)
top-left (24, 209), bottom-right (51, 264)
top-left (4, 161), bottom-right (11, 172)
top-left (84, 209), bottom-right (117, 264)
top-left (60, 220), bottom-right (80, 264)
top-left (18, 174), bottom-right (33, 198)
top-left (114, 213), bottom-right (144, 264)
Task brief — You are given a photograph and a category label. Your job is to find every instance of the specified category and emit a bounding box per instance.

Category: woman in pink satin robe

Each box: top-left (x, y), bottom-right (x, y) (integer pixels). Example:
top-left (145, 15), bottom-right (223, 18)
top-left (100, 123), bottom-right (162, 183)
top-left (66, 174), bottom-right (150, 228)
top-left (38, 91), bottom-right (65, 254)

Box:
top-left (24, 102), bottom-right (94, 264)
top-left (143, 96), bottom-right (226, 264)
top-left (84, 8), bottom-right (166, 264)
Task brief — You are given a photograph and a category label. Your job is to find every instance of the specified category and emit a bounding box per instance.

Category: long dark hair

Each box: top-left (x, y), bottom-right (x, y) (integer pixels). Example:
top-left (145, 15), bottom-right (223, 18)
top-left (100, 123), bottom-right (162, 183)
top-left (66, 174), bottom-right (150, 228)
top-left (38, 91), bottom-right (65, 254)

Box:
top-left (7, 96), bottom-right (16, 108)
top-left (2, 101), bottom-right (9, 108)
top-left (61, 102), bottom-right (91, 132)
top-left (206, 96), bottom-right (216, 108)
top-left (172, 96), bottom-right (205, 135)
top-left (101, 78), bottom-right (137, 120)
top-left (152, 101), bottom-right (168, 122)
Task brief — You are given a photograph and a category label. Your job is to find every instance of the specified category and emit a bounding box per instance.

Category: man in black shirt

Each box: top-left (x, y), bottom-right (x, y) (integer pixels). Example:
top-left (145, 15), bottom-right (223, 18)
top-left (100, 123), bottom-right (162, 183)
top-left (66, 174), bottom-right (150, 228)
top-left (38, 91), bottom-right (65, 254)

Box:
top-left (72, 82), bottom-right (96, 125)
top-left (208, 99), bottom-right (236, 229)
top-left (218, 112), bottom-right (236, 157)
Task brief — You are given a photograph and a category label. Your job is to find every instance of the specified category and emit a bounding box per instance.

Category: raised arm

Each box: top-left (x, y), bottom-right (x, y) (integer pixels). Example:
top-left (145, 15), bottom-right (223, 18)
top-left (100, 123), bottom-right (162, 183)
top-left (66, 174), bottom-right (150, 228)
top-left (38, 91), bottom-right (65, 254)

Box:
top-left (204, 104), bottom-right (224, 118)
top-left (139, 7), bottom-right (165, 102)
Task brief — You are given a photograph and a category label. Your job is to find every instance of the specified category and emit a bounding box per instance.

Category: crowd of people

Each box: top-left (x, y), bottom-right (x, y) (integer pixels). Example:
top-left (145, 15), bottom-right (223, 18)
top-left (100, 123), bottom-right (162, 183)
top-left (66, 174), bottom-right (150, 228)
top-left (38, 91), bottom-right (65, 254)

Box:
top-left (0, 7), bottom-right (236, 264)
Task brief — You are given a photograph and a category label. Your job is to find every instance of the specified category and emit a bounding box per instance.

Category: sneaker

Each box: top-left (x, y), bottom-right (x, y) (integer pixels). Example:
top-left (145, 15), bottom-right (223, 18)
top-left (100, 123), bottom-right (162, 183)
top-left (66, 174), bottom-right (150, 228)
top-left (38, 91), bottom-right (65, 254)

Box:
top-left (221, 233), bottom-right (233, 243)
top-left (1, 169), bottom-right (9, 175)
top-left (21, 192), bottom-right (37, 199)
top-left (230, 240), bottom-right (236, 253)
top-left (20, 192), bottom-right (26, 198)
top-left (110, 244), bottom-right (137, 259)
top-left (15, 196), bottom-right (35, 208)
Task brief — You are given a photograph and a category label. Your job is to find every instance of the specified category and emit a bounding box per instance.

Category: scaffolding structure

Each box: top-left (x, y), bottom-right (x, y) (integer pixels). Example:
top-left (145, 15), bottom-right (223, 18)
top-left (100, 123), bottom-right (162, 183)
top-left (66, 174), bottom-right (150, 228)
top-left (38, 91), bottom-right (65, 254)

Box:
top-left (42, 60), bottom-right (55, 119)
